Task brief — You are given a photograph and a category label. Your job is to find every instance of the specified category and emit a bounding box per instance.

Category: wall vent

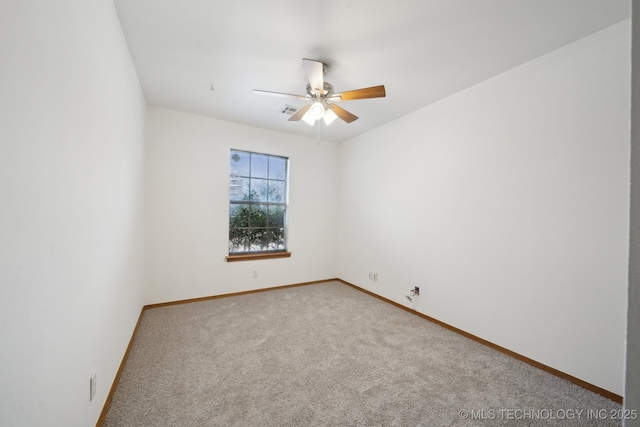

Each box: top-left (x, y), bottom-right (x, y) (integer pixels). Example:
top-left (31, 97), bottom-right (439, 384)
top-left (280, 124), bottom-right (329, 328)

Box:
top-left (280, 105), bottom-right (298, 115)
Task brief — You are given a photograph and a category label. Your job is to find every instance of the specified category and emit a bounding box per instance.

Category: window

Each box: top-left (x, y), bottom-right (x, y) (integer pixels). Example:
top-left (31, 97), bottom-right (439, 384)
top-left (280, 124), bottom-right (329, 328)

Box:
top-left (227, 150), bottom-right (289, 260)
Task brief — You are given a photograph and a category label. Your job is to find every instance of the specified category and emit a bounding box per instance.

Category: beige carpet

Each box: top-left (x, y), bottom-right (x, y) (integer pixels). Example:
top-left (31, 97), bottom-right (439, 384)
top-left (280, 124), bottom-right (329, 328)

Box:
top-left (103, 281), bottom-right (621, 426)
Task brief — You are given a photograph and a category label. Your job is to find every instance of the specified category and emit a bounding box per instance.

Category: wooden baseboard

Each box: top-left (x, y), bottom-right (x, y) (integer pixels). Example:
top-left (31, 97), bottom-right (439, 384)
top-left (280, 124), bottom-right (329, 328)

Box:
top-left (96, 306), bottom-right (146, 426)
top-left (336, 279), bottom-right (623, 404)
top-left (143, 278), bottom-right (336, 310)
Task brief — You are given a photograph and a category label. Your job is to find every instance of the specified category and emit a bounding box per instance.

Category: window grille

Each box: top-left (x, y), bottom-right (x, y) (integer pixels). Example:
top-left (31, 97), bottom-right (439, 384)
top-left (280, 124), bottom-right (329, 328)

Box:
top-left (228, 149), bottom-right (288, 254)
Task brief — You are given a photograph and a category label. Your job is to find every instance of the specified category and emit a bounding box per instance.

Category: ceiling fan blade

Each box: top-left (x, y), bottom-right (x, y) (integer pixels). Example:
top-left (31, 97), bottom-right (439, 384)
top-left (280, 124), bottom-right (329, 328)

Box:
top-left (288, 104), bottom-right (311, 121)
top-left (328, 103), bottom-right (358, 123)
top-left (302, 58), bottom-right (324, 94)
top-left (331, 85), bottom-right (386, 101)
top-left (253, 89), bottom-right (308, 100)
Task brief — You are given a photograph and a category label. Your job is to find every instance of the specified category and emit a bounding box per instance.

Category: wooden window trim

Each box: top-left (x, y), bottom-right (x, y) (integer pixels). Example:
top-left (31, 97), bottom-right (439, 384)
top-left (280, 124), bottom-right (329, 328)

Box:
top-left (225, 251), bottom-right (292, 262)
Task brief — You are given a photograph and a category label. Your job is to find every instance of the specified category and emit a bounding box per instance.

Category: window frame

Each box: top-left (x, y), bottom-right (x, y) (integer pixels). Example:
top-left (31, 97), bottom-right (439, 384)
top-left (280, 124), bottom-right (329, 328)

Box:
top-left (226, 149), bottom-right (290, 262)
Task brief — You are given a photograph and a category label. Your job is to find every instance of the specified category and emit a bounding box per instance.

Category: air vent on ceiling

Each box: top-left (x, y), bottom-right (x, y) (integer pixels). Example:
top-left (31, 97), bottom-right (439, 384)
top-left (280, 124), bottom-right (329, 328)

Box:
top-left (280, 105), bottom-right (298, 115)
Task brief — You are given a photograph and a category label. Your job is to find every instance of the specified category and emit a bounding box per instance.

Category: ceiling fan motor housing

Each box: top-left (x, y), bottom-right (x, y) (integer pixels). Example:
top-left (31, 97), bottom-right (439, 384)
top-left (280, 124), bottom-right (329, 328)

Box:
top-left (306, 82), bottom-right (334, 98)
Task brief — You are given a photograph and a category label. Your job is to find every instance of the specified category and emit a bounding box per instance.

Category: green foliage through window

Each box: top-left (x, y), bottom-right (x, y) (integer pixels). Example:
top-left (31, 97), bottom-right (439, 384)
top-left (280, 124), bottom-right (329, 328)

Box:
top-left (229, 150), bottom-right (288, 254)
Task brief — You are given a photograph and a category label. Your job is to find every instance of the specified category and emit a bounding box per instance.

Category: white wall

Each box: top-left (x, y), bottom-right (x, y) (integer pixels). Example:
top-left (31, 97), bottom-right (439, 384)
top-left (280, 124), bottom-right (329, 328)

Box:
top-left (337, 21), bottom-right (630, 395)
top-left (144, 107), bottom-right (339, 304)
top-left (625, 3), bottom-right (640, 425)
top-left (0, 1), bottom-right (146, 426)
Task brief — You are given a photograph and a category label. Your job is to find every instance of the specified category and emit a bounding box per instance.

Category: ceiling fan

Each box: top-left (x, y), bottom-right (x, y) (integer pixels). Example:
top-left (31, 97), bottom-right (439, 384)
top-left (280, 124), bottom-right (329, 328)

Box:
top-left (253, 58), bottom-right (386, 126)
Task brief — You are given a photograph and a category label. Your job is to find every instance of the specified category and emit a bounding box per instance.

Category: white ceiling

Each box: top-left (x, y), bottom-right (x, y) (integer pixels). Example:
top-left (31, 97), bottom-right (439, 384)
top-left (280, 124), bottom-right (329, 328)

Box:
top-left (113, 0), bottom-right (629, 143)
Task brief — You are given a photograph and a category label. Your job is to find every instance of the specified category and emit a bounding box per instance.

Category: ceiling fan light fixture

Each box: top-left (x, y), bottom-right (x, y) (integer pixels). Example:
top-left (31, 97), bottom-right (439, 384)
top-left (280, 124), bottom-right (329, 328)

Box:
top-left (323, 108), bottom-right (338, 126)
top-left (301, 112), bottom-right (317, 126)
top-left (308, 101), bottom-right (325, 119)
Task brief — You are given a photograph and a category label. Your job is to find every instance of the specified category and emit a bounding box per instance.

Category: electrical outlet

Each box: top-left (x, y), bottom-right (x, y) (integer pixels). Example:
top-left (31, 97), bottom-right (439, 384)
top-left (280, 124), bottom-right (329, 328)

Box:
top-left (368, 272), bottom-right (373, 280)
top-left (373, 273), bottom-right (378, 282)
top-left (252, 270), bottom-right (258, 278)
top-left (90, 372), bottom-right (97, 401)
